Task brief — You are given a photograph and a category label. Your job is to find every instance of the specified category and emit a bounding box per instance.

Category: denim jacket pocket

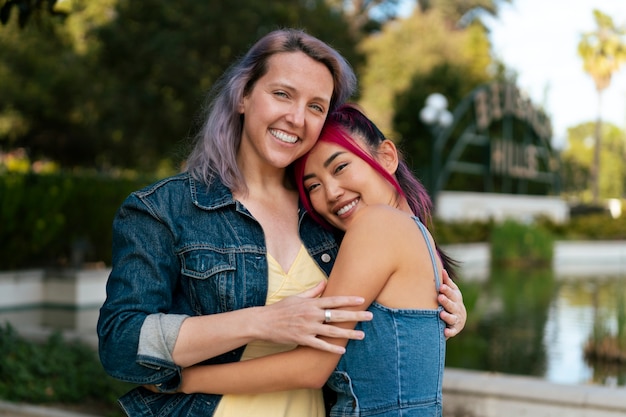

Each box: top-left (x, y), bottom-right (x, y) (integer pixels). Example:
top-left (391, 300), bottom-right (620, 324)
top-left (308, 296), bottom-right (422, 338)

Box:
top-left (181, 248), bottom-right (236, 278)
top-left (180, 249), bottom-right (237, 314)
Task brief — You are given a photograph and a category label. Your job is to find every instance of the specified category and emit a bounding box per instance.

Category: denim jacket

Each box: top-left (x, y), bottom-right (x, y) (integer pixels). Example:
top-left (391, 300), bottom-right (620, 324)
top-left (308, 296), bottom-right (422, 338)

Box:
top-left (97, 172), bottom-right (339, 416)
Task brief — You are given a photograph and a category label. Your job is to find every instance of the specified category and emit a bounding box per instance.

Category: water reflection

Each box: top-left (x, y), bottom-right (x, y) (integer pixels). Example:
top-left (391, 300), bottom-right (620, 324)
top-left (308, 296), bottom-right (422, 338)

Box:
top-left (447, 268), bottom-right (626, 386)
top-left (543, 288), bottom-right (594, 384)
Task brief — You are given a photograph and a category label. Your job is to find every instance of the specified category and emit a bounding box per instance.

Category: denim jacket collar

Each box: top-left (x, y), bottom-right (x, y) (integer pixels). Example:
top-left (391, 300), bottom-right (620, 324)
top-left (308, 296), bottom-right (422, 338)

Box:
top-left (189, 175), bottom-right (237, 211)
top-left (189, 174), bottom-right (312, 223)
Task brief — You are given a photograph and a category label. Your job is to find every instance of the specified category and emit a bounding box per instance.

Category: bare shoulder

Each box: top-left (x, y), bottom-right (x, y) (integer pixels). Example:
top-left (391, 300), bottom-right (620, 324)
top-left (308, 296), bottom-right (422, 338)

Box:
top-left (338, 205), bottom-right (425, 282)
top-left (346, 205), bottom-right (415, 239)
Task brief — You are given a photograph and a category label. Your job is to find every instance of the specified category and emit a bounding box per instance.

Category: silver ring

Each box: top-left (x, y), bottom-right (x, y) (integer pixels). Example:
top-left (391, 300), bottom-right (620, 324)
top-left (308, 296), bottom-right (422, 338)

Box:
top-left (324, 309), bottom-right (332, 323)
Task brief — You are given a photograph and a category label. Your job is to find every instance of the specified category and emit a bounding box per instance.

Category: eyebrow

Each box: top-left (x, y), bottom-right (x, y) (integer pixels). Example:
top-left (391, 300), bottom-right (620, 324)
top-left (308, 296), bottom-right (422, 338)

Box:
top-left (302, 151), bottom-right (346, 181)
top-left (324, 151), bottom-right (345, 168)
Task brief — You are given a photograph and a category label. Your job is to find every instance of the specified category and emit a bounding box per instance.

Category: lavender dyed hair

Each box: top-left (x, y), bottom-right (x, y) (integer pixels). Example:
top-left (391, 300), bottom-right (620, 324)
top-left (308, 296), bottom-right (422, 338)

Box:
top-left (185, 29), bottom-right (357, 192)
top-left (295, 104), bottom-right (458, 278)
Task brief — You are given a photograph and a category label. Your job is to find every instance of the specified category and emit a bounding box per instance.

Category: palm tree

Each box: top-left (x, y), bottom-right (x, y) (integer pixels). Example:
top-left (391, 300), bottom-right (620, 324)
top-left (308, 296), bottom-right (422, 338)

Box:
top-left (578, 9), bottom-right (626, 204)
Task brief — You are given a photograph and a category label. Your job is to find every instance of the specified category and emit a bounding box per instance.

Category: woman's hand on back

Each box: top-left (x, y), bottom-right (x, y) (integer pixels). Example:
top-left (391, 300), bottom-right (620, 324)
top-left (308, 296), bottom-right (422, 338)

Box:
top-left (438, 269), bottom-right (466, 338)
top-left (260, 281), bottom-right (372, 354)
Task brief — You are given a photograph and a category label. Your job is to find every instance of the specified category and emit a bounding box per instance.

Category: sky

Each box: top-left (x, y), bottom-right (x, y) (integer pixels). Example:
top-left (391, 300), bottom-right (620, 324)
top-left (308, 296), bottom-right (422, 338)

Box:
top-left (399, 0), bottom-right (626, 148)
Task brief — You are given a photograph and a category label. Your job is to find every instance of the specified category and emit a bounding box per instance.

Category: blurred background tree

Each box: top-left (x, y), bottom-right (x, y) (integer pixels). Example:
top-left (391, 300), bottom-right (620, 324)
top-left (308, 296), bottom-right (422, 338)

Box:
top-left (358, 0), bottom-right (510, 185)
top-left (358, 1), bottom-right (508, 135)
top-left (0, 0), bottom-right (67, 28)
top-left (0, 0), bottom-right (513, 174)
top-left (0, 0), bottom-right (363, 171)
top-left (561, 121), bottom-right (626, 202)
top-left (324, 0), bottom-right (402, 35)
top-left (88, 0), bottom-right (364, 171)
top-left (578, 9), bottom-right (626, 204)
top-left (1, 0), bottom-right (624, 205)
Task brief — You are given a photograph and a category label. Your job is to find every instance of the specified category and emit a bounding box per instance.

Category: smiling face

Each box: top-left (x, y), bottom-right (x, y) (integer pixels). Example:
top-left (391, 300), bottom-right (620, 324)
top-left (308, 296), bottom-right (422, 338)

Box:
top-left (237, 51), bottom-right (334, 171)
top-left (302, 137), bottom-right (399, 231)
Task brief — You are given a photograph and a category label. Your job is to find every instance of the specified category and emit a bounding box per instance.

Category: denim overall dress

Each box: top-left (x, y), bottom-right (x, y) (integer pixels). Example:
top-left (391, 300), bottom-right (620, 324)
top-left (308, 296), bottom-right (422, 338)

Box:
top-left (326, 217), bottom-right (446, 417)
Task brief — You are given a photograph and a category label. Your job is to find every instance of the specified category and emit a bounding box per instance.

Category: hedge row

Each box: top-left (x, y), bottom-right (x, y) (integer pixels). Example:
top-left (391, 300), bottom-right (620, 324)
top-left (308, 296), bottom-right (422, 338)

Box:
top-left (0, 172), bottom-right (155, 270)
top-left (2, 172), bottom-right (624, 271)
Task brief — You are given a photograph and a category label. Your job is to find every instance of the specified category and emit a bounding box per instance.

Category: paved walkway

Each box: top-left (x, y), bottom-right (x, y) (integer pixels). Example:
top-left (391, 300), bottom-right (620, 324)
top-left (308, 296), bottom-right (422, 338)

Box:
top-left (0, 401), bottom-right (101, 417)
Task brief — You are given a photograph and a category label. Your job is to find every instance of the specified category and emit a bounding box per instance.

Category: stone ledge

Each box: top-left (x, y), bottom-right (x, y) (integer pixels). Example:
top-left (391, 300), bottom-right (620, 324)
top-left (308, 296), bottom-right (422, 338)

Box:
top-left (443, 368), bottom-right (626, 417)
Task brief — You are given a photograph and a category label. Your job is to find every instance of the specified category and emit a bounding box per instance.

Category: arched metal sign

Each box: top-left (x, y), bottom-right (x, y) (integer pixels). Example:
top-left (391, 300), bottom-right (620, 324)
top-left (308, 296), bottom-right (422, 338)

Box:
top-left (429, 82), bottom-right (560, 201)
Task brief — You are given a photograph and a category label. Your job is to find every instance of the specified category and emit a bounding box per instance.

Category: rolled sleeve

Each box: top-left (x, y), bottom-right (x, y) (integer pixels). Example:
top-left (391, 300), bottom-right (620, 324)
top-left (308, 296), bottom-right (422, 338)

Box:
top-left (139, 313), bottom-right (188, 362)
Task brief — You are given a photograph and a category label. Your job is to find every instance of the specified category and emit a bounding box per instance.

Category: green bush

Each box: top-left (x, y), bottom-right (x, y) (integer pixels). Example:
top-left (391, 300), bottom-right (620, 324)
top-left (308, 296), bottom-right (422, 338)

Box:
top-left (431, 218), bottom-right (493, 244)
top-left (0, 172), bottom-right (155, 269)
top-left (61, 174), bottom-right (155, 267)
top-left (566, 214), bottom-right (626, 240)
top-left (0, 323), bottom-right (131, 416)
top-left (490, 219), bottom-right (554, 268)
top-left (0, 174), bottom-right (71, 269)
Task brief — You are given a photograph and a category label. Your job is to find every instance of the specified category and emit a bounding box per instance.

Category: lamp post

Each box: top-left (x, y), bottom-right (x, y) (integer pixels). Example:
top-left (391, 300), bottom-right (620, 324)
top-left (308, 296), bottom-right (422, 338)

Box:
top-left (419, 93), bottom-right (453, 203)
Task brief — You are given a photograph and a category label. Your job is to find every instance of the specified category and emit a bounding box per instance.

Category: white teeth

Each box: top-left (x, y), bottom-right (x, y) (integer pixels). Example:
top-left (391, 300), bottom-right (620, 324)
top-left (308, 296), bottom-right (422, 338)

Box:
top-left (337, 200), bottom-right (357, 216)
top-left (270, 129), bottom-right (298, 144)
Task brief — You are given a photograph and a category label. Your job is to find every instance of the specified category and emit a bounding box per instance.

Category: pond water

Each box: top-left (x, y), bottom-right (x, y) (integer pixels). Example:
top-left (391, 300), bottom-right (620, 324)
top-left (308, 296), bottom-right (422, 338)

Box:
top-left (447, 269), bottom-right (626, 387)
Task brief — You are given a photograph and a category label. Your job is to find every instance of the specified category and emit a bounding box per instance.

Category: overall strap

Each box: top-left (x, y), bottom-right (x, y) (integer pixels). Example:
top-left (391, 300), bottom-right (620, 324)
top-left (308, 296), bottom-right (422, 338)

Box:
top-left (413, 217), bottom-right (442, 292)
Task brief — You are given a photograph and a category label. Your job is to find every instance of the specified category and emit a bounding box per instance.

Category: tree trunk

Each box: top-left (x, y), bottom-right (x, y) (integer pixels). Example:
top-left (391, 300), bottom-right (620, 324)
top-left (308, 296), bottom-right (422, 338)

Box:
top-left (591, 91), bottom-right (603, 204)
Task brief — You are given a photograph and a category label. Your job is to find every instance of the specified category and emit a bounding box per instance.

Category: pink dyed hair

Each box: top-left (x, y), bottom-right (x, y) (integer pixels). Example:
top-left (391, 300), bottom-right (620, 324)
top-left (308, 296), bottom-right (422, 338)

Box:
top-left (294, 104), bottom-right (458, 279)
top-left (294, 104), bottom-right (432, 229)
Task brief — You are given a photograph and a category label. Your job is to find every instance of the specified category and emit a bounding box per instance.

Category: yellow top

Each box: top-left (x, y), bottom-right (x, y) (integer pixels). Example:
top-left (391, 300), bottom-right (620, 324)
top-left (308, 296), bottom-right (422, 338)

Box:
top-left (214, 245), bottom-right (327, 417)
